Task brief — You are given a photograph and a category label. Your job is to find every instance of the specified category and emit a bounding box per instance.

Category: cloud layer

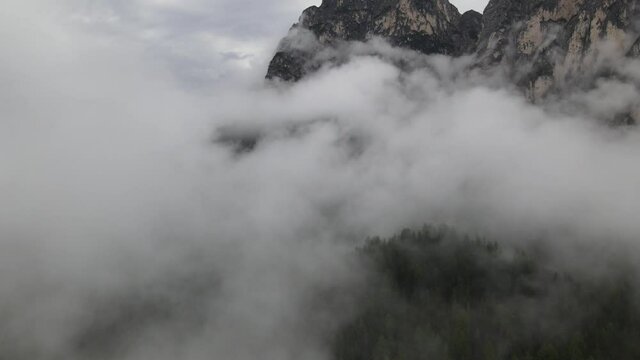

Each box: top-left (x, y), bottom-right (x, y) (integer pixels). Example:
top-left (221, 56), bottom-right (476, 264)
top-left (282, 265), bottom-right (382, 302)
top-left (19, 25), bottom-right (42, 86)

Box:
top-left (1, 1), bottom-right (638, 359)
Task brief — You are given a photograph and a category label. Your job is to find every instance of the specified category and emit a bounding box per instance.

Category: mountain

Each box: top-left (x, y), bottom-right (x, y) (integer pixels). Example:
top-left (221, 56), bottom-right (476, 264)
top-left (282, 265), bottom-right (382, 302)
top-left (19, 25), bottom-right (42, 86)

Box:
top-left (477, 0), bottom-right (640, 100)
top-left (266, 0), bottom-right (640, 121)
top-left (267, 0), bottom-right (482, 81)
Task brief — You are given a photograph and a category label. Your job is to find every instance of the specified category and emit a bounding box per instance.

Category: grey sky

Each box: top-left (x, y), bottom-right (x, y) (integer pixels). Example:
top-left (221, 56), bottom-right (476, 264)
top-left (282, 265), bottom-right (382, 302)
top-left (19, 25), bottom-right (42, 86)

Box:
top-left (68, 0), bottom-right (489, 86)
top-left (452, 0), bottom-right (489, 12)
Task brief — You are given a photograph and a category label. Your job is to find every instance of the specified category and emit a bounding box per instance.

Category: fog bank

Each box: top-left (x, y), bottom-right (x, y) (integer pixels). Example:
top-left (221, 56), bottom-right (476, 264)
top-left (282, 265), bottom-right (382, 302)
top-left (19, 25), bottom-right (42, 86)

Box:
top-left (1, 2), bottom-right (640, 359)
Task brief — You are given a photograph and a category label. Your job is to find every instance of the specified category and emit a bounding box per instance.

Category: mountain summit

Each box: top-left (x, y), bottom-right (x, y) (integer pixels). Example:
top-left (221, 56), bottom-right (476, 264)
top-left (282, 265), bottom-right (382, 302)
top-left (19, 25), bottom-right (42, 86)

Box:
top-left (267, 0), bottom-right (640, 120)
top-left (267, 0), bottom-right (482, 81)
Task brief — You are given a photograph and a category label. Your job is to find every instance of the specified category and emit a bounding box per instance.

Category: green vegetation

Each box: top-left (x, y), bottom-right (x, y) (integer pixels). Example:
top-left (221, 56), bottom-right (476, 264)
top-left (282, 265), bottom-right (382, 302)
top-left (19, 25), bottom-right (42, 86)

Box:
top-left (332, 225), bottom-right (640, 360)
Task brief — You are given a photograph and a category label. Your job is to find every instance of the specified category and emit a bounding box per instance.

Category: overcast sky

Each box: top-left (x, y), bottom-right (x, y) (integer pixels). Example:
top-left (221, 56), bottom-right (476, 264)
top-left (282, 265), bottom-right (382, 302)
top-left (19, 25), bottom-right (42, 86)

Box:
top-left (452, 0), bottom-right (488, 12)
top-left (65, 0), bottom-right (489, 87)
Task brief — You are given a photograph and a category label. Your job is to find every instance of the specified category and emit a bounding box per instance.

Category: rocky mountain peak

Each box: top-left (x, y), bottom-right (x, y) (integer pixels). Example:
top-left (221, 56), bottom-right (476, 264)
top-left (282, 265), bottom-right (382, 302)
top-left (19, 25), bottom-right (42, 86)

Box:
top-left (299, 0), bottom-right (462, 42)
top-left (267, 0), bottom-right (640, 121)
top-left (266, 0), bottom-right (483, 81)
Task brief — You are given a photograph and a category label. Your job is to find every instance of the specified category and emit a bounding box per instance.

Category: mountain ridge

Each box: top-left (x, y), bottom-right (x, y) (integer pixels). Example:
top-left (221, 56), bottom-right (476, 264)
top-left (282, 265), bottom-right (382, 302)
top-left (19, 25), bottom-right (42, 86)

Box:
top-left (267, 0), bottom-right (640, 122)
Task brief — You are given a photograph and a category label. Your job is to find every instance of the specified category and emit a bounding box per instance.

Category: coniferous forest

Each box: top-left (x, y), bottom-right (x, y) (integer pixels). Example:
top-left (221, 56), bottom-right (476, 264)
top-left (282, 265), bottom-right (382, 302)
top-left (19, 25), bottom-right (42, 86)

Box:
top-left (332, 226), bottom-right (640, 360)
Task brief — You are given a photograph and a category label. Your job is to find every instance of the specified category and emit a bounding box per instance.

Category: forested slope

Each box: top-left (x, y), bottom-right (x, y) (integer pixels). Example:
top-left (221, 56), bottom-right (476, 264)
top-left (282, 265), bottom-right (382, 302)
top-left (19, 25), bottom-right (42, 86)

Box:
top-left (333, 226), bottom-right (640, 360)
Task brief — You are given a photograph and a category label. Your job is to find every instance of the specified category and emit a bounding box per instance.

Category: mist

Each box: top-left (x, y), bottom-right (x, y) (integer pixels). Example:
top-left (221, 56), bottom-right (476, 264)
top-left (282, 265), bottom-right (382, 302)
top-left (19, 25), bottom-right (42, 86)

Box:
top-left (1, 1), bottom-right (640, 359)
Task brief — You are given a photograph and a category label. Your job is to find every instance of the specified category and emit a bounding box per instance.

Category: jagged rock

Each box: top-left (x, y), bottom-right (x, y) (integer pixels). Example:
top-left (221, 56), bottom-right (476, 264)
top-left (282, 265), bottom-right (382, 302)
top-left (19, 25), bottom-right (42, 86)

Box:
top-left (478, 0), bottom-right (640, 100)
top-left (266, 0), bottom-right (640, 122)
top-left (458, 10), bottom-right (483, 51)
top-left (266, 0), bottom-right (482, 81)
top-left (267, 50), bottom-right (310, 82)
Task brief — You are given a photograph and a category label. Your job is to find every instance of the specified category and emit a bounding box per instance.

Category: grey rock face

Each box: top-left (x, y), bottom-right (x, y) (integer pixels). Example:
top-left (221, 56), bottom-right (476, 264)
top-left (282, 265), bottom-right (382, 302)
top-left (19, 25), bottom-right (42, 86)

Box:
top-left (266, 0), bottom-right (482, 81)
top-left (267, 0), bottom-right (640, 121)
top-left (478, 0), bottom-right (640, 100)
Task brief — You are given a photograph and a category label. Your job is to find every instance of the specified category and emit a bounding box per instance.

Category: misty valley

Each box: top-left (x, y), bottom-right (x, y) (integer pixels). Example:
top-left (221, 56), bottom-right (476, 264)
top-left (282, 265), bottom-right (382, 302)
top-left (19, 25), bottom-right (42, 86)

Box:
top-left (4, 0), bottom-right (640, 359)
top-left (13, 226), bottom-right (640, 360)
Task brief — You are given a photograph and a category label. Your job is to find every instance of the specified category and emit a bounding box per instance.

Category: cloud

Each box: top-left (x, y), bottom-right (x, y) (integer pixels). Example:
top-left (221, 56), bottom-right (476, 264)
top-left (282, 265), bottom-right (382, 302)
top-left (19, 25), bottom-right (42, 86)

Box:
top-left (60, 0), bottom-right (321, 86)
top-left (2, 1), bottom-right (640, 360)
top-left (59, 0), bottom-right (487, 85)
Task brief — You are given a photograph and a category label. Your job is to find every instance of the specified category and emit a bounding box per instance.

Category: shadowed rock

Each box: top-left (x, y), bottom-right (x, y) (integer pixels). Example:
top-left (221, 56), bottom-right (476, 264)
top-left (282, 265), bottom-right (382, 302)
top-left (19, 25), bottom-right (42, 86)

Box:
top-left (266, 0), bottom-right (482, 81)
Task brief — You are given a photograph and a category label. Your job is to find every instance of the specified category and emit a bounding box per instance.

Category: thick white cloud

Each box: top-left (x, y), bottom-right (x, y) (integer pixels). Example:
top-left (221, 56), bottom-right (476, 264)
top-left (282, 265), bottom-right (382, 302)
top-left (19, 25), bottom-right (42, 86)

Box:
top-left (1, 1), bottom-right (640, 359)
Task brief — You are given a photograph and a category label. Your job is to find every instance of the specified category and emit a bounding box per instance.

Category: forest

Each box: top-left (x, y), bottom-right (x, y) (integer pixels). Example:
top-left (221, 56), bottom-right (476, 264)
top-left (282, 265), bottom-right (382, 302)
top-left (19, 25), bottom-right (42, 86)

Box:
top-left (332, 226), bottom-right (640, 360)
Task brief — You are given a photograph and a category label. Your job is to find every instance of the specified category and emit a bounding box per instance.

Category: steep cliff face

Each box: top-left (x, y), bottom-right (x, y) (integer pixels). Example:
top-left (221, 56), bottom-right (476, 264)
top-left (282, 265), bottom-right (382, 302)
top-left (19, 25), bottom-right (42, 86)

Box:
top-left (266, 0), bottom-right (482, 80)
top-left (478, 0), bottom-right (640, 100)
top-left (267, 0), bottom-right (640, 120)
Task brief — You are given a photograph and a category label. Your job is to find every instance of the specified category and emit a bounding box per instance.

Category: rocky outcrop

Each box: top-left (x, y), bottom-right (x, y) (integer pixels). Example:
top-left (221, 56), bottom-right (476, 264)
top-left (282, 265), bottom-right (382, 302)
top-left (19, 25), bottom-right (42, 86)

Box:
top-left (266, 0), bottom-right (482, 81)
top-left (267, 0), bottom-right (640, 121)
top-left (478, 0), bottom-right (640, 100)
